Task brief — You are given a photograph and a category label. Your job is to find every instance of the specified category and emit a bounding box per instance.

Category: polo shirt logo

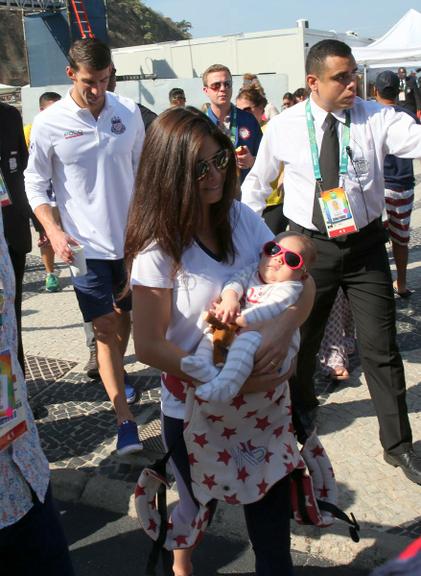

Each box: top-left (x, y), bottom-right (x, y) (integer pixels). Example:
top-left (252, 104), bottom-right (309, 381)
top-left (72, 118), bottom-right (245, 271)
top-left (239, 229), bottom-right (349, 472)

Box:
top-left (111, 116), bottom-right (126, 135)
top-left (239, 126), bottom-right (251, 140)
top-left (64, 129), bottom-right (84, 140)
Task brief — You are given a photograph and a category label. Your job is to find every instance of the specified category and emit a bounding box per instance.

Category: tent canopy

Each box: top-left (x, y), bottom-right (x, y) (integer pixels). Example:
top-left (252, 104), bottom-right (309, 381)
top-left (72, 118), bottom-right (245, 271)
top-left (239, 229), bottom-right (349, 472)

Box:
top-left (353, 9), bottom-right (421, 68)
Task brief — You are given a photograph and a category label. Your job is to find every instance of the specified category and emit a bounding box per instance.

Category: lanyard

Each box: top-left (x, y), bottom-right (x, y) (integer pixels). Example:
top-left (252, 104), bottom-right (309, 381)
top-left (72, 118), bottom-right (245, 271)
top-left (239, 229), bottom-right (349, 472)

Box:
top-left (208, 105), bottom-right (238, 146)
top-left (305, 99), bottom-right (350, 182)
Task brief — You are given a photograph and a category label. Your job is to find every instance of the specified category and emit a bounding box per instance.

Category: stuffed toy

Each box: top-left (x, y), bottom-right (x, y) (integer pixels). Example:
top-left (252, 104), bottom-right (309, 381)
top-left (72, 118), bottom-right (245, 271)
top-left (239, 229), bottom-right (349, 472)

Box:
top-left (203, 311), bottom-right (237, 366)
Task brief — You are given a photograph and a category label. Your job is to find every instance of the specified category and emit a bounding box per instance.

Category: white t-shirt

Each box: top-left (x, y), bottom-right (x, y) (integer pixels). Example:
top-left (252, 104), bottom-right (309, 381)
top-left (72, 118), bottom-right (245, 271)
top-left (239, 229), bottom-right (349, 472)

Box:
top-left (130, 201), bottom-right (273, 418)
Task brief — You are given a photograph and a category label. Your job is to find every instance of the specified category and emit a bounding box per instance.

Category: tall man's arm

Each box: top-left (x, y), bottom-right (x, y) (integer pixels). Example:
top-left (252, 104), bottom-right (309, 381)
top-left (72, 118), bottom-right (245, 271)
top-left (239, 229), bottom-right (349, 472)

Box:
top-left (382, 104), bottom-right (421, 157)
top-left (241, 120), bottom-right (284, 215)
top-left (25, 119), bottom-right (76, 263)
top-left (410, 77), bottom-right (421, 119)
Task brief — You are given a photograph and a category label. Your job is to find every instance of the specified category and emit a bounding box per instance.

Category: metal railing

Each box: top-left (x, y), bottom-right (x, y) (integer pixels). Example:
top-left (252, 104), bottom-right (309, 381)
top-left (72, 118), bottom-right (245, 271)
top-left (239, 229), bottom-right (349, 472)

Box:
top-left (0, 1), bottom-right (66, 10)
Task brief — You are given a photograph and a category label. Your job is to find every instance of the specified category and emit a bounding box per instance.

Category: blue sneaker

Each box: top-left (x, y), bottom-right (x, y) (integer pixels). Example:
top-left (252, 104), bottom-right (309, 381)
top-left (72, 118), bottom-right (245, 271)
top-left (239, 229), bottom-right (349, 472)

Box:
top-left (116, 420), bottom-right (143, 456)
top-left (124, 371), bottom-right (139, 405)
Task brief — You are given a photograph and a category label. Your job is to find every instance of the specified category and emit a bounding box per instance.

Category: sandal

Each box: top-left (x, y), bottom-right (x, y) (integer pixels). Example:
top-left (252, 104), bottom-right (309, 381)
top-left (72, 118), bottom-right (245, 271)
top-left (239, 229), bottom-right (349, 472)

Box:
top-left (393, 286), bottom-right (414, 299)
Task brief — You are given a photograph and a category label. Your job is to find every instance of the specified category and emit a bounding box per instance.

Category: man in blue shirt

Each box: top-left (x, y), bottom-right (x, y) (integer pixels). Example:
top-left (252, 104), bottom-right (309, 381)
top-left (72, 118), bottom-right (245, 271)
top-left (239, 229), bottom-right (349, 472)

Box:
top-left (202, 64), bottom-right (262, 183)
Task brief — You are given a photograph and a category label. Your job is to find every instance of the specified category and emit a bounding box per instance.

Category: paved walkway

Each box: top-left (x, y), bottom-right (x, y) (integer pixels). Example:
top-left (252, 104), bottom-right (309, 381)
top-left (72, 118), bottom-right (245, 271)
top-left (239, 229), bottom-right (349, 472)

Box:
top-left (22, 166), bottom-right (421, 572)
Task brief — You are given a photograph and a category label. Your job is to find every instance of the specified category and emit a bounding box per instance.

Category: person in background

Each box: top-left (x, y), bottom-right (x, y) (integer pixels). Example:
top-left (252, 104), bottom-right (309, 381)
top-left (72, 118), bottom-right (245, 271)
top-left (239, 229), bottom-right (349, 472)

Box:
top-left (236, 87), bottom-right (287, 233)
top-left (376, 70), bottom-right (417, 297)
top-left (25, 38), bottom-right (145, 456)
top-left (24, 92), bottom-right (62, 147)
top-left (236, 87), bottom-right (267, 126)
top-left (371, 537), bottom-right (421, 576)
top-left (0, 207), bottom-right (74, 576)
top-left (107, 64), bottom-right (117, 93)
top-left (0, 101), bottom-right (30, 374)
top-left (293, 87), bottom-right (308, 103)
top-left (397, 66), bottom-right (421, 118)
top-left (25, 92), bottom-right (62, 294)
top-left (242, 72), bottom-right (279, 120)
top-left (282, 92), bottom-right (295, 110)
top-left (204, 64), bottom-right (262, 184)
top-left (169, 87), bottom-right (186, 107)
top-left (318, 287), bottom-right (356, 381)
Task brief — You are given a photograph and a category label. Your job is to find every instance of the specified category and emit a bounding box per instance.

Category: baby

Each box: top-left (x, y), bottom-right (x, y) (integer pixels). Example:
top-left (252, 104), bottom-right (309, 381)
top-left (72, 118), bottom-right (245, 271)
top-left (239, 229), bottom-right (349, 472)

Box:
top-left (181, 231), bottom-right (316, 401)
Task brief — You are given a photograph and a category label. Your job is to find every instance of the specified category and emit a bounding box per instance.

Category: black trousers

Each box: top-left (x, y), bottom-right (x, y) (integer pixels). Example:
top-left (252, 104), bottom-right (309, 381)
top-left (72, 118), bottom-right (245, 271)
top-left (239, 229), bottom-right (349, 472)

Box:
top-left (289, 219), bottom-right (412, 455)
top-left (262, 203), bottom-right (289, 235)
top-left (8, 246), bottom-right (26, 376)
top-left (1, 484), bottom-right (74, 576)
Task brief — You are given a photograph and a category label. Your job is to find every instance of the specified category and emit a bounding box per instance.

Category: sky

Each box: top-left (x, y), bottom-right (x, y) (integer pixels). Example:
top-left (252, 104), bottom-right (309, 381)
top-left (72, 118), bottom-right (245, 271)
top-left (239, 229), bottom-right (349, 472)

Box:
top-left (146, 0), bottom-right (419, 41)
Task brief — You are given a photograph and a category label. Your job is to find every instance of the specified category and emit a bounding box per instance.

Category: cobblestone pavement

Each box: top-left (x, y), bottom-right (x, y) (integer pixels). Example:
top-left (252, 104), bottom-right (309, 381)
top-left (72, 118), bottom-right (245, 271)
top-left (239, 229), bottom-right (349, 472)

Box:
top-left (21, 167), bottom-right (421, 571)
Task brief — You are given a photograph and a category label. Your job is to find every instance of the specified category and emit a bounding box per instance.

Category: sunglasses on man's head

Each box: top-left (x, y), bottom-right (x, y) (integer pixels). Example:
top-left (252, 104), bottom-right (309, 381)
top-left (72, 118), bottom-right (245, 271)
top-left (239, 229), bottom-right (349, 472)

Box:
top-left (262, 241), bottom-right (305, 270)
top-left (196, 148), bottom-right (230, 181)
top-left (207, 81), bottom-right (232, 91)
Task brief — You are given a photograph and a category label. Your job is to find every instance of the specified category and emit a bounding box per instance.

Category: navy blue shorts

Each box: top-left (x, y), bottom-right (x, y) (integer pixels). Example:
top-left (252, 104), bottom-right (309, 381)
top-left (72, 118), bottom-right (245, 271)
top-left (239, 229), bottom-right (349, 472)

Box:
top-left (72, 259), bottom-right (132, 322)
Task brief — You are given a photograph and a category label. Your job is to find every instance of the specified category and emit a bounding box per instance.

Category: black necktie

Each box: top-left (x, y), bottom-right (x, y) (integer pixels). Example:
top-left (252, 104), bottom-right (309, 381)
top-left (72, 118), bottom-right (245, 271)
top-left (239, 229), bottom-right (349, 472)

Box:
top-left (312, 113), bottom-right (339, 233)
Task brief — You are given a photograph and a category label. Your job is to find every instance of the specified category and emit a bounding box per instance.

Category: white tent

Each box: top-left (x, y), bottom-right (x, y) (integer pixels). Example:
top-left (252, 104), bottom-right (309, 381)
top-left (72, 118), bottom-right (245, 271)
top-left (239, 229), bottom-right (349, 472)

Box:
top-left (353, 9), bottom-right (421, 68)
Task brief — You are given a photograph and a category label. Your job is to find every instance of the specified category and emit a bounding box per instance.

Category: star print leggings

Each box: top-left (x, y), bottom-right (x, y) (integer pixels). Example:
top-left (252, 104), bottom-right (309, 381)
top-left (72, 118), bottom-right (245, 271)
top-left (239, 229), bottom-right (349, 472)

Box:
top-left (162, 414), bottom-right (294, 575)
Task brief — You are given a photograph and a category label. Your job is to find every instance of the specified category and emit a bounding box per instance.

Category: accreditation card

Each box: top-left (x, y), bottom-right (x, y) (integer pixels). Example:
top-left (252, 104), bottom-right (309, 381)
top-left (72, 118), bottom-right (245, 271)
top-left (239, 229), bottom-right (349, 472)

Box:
top-left (0, 350), bottom-right (27, 451)
top-left (318, 187), bottom-right (358, 239)
top-left (0, 167), bottom-right (11, 207)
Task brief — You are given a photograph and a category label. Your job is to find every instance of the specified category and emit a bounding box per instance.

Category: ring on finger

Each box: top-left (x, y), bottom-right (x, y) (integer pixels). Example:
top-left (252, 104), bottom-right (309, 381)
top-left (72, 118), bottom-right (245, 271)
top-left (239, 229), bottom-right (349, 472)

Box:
top-left (269, 360), bottom-right (277, 369)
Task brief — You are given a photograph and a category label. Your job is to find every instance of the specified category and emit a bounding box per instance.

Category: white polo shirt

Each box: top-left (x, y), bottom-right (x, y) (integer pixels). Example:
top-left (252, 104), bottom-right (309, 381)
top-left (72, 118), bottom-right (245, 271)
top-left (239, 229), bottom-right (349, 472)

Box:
top-left (242, 95), bottom-right (421, 230)
top-left (25, 91), bottom-right (145, 259)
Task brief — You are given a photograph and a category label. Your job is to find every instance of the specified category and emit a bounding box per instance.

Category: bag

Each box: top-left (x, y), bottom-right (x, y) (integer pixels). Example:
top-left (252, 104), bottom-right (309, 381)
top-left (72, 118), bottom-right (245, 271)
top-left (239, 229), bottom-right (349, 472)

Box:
top-left (290, 417), bottom-right (360, 542)
top-left (134, 444), bottom-right (214, 575)
top-left (135, 385), bottom-right (360, 575)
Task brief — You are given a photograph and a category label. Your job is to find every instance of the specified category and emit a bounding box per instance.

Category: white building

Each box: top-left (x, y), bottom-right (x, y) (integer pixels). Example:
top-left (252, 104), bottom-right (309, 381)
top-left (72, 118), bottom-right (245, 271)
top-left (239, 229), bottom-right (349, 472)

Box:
top-left (109, 20), bottom-right (371, 113)
top-left (22, 20), bottom-right (372, 121)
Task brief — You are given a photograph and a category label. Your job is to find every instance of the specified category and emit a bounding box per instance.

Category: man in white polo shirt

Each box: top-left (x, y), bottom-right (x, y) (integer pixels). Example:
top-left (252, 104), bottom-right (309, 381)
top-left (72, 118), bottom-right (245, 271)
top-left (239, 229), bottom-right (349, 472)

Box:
top-left (25, 38), bottom-right (145, 455)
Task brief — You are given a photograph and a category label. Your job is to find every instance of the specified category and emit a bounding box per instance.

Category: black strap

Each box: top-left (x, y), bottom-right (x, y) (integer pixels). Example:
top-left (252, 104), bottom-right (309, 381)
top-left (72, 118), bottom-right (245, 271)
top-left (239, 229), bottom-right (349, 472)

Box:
top-left (144, 446), bottom-right (177, 575)
top-left (145, 479), bottom-right (172, 575)
top-left (291, 407), bottom-right (310, 445)
top-left (290, 415), bottom-right (360, 543)
top-left (317, 500), bottom-right (360, 543)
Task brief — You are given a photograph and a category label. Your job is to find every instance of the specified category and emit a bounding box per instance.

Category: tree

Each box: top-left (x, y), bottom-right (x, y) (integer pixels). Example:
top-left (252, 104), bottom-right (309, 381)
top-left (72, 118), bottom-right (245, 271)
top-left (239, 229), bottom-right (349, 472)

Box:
top-left (174, 19), bottom-right (192, 37)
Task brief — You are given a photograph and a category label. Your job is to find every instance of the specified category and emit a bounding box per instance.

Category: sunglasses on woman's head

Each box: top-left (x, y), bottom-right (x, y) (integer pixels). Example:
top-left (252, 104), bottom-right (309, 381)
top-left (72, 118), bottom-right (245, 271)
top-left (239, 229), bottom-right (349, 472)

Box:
top-left (207, 80), bottom-right (232, 91)
top-left (196, 148), bottom-right (230, 181)
top-left (262, 241), bottom-right (305, 270)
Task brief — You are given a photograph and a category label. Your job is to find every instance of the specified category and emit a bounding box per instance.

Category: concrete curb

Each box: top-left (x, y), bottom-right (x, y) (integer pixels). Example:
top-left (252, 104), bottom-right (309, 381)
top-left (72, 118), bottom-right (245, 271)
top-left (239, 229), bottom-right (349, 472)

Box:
top-left (51, 469), bottom-right (411, 571)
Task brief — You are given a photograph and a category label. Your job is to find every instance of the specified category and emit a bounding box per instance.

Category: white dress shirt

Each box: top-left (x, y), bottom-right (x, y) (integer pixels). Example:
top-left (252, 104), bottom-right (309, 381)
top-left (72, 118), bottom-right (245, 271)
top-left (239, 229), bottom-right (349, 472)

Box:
top-left (25, 91), bottom-right (145, 259)
top-left (242, 95), bottom-right (421, 230)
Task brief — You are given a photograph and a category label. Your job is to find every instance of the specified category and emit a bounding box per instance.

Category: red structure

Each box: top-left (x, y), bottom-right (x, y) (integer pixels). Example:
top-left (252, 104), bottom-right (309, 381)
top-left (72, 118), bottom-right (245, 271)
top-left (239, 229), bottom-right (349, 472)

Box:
top-left (69, 0), bottom-right (94, 39)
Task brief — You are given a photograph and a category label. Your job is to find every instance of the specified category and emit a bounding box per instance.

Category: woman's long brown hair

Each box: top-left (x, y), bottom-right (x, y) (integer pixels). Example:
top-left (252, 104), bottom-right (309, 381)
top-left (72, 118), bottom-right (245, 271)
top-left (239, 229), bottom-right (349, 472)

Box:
top-left (125, 107), bottom-right (238, 277)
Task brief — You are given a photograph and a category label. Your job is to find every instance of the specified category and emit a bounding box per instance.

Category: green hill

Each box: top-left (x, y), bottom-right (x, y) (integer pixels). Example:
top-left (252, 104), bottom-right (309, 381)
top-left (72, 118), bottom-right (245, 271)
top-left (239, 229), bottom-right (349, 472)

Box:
top-left (0, 1), bottom-right (190, 86)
